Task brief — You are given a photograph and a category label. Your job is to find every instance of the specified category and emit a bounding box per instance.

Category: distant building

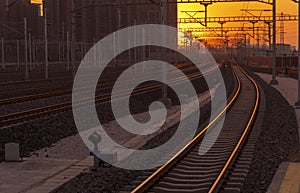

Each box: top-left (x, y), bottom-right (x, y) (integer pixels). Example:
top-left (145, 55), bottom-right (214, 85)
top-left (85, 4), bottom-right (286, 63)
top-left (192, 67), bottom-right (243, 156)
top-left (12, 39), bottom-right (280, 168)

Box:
top-left (240, 43), bottom-right (295, 57)
top-left (276, 44), bottom-right (293, 56)
top-left (45, 0), bottom-right (71, 42)
top-left (46, 0), bottom-right (178, 42)
top-left (255, 49), bottom-right (268, 56)
top-left (0, 0), bottom-right (42, 40)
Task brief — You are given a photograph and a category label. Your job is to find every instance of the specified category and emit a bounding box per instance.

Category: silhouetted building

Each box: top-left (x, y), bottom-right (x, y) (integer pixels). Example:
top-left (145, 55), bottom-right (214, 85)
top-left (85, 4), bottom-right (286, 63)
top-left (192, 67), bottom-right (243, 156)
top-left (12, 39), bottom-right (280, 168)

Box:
top-left (46, 0), bottom-right (71, 42)
top-left (46, 0), bottom-right (178, 42)
top-left (0, 0), bottom-right (42, 40)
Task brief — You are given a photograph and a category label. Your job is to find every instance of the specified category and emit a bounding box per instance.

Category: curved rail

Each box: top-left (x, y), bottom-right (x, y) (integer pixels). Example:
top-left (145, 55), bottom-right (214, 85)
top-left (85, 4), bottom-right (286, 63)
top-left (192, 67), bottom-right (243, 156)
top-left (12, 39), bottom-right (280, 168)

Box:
top-left (131, 62), bottom-right (260, 193)
top-left (208, 63), bottom-right (260, 193)
top-left (131, 63), bottom-right (242, 193)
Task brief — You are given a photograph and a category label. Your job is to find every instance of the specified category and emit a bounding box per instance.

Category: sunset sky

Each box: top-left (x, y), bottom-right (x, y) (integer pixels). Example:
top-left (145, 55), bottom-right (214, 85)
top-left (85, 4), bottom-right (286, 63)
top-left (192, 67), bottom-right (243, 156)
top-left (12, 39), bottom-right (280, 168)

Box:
top-left (30, 0), bottom-right (298, 48)
top-left (178, 1), bottom-right (298, 48)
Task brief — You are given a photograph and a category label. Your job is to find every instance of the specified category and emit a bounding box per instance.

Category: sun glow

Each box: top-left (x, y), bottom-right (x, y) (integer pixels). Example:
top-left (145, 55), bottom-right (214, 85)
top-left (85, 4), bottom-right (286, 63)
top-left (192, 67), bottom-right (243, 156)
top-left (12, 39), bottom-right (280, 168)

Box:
top-left (178, 1), bottom-right (298, 48)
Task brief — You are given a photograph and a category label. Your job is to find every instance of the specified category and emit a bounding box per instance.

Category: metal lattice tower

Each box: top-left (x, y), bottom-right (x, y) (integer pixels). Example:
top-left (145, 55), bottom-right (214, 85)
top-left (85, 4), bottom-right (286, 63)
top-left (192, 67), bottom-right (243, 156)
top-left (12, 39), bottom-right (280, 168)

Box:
top-left (81, 0), bottom-right (273, 6)
top-left (180, 27), bottom-right (274, 33)
top-left (178, 15), bottom-right (298, 25)
top-left (280, 12), bottom-right (285, 45)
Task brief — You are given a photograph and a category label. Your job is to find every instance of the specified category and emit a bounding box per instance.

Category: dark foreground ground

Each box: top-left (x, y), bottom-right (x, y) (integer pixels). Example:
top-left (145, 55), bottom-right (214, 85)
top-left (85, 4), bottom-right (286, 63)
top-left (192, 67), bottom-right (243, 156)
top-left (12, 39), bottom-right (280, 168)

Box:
top-left (241, 69), bottom-right (299, 193)
top-left (52, 68), bottom-right (299, 193)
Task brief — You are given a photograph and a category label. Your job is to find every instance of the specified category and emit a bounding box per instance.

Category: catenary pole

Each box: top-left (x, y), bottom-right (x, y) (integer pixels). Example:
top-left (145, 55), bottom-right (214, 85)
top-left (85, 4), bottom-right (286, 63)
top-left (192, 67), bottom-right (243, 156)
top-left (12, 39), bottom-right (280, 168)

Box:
top-left (295, 0), bottom-right (300, 106)
top-left (24, 17), bottom-right (28, 80)
top-left (270, 0), bottom-right (278, 85)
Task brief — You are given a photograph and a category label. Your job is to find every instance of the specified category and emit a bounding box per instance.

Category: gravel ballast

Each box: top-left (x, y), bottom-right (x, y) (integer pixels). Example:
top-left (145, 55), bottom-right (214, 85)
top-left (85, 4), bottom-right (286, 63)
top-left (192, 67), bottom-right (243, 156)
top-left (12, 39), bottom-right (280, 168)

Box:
top-left (0, 65), bottom-right (251, 193)
top-left (53, 67), bottom-right (299, 193)
top-left (241, 69), bottom-right (299, 193)
top-left (51, 66), bottom-right (234, 193)
top-left (1, 65), bottom-right (231, 162)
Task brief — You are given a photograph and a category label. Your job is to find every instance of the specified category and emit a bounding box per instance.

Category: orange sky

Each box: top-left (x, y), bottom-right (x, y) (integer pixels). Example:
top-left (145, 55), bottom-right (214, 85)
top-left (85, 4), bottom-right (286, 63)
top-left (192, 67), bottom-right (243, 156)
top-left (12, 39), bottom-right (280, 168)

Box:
top-left (31, 0), bottom-right (298, 47)
top-left (178, 1), bottom-right (298, 48)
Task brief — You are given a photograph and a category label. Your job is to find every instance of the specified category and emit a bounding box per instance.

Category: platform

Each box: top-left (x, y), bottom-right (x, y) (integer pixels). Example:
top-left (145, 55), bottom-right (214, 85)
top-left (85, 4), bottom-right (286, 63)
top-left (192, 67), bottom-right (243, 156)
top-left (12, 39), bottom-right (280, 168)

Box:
top-left (0, 88), bottom-right (214, 193)
top-left (278, 162), bottom-right (300, 193)
top-left (256, 73), bottom-right (300, 193)
top-left (0, 157), bottom-right (92, 193)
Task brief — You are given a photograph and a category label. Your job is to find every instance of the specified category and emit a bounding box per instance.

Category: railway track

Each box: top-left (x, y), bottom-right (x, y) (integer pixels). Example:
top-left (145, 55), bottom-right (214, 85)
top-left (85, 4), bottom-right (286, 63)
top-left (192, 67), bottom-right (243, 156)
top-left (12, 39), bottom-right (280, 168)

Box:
top-left (0, 75), bottom-right (70, 86)
top-left (0, 63), bottom-right (221, 127)
top-left (127, 63), bottom-right (260, 193)
top-left (0, 64), bottom-right (128, 86)
top-left (0, 63), bottom-right (195, 104)
top-left (0, 65), bottom-right (142, 97)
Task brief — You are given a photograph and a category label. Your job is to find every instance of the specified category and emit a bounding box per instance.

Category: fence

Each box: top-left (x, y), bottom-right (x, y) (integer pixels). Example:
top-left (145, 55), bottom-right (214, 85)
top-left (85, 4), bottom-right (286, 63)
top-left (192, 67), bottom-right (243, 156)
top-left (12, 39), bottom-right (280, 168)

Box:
top-left (0, 38), bottom-right (97, 68)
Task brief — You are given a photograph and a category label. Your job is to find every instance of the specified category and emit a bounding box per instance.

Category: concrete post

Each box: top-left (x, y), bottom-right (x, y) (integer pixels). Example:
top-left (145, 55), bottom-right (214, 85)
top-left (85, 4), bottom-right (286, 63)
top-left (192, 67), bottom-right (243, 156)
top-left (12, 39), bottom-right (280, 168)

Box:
top-left (1, 37), bottom-right (4, 68)
top-left (29, 33), bottom-right (32, 71)
top-left (71, 0), bottom-right (76, 77)
top-left (17, 40), bottom-right (20, 71)
top-left (43, 1), bottom-right (49, 79)
top-left (270, 0), bottom-right (279, 85)
top-left (295, 0), bottom-right (300, 106)
top-left (67, 32), bottom-right (70, 71)
top-left (161, 0), bottom-right (168, 102)
top-left (24, 17), bottom-right (28, 80)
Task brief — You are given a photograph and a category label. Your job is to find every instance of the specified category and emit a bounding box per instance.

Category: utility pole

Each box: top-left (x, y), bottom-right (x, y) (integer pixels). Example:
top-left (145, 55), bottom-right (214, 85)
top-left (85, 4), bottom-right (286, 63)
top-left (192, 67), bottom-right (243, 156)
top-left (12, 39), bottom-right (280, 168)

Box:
top-left (17, 40), bottom-right (19, 70)
top-left (280, 12), bottom-right (285, 68)
top-left (142, 26), bottom-right (146, 72)
top-left (67, 32), bottom-right (70, 71)
top-left (201, 2), bottom-right (212, 27)
top-left (244, 34), bottom-right (247, 63)
top-left (29, 33), bottom-right (32, 71)
top-left (1, 37), bottom-right (4, 68)
top-left (256, 26), bottom-right (260, 48)
top-left (5, 0), bottom-right (31, 75)
top-left (62, 22), bottom-right (65, 43)
top-left (93, 37), bottom-right (96, 67)
top-left (71, 0), bottom-right (76, 77)
top-left (161, 0), bottom-right (168, 103)
top-left (61, 22), bottom-right (65, 61)
top-left (280, 12), bottom-right (285, 46)
top-left (298, 0), bottom-right (300, 105)
top-left (295, 0), bottom-right (300, 106)
top-left (43, 0), bottom-right (49, 79)
top-left (270, 0), bottom-right (278, 85)
top-left (266, 21), bottom-right (272, 56)
top-left (219, 21), bottom-right (226, 37)
top-left (32, 37), bottom-right (36, 65)
top-left (45, 5), bottom-right (48, 79)
top-left (134, 19), bottom-right (137, 70)
top-left (24, 17), bottom-right (28, 80)
top-left (113, 32), bottom-right (117, 68)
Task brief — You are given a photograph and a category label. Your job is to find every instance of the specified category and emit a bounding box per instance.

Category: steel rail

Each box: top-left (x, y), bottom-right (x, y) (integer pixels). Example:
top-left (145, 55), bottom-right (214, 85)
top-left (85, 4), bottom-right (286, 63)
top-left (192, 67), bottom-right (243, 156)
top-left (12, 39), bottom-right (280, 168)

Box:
top-left (0, 63), bottom-right (194, 105)
top-left (0, 64), bottom-right (147, 96)
top-left (208, 62), bottom-right (260, 193)
top-left (0, 63), bottom-right (221, 127)
top-left (131, 62), bottom-right (242, 193)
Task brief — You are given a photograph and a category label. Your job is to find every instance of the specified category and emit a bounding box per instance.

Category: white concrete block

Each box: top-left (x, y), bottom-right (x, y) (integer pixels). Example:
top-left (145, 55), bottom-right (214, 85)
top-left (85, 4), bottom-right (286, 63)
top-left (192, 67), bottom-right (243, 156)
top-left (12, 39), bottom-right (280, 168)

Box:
top-left (101, 152), bottom-right (118, 164)
top-left (5, 143), bottom-right (20, 162)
